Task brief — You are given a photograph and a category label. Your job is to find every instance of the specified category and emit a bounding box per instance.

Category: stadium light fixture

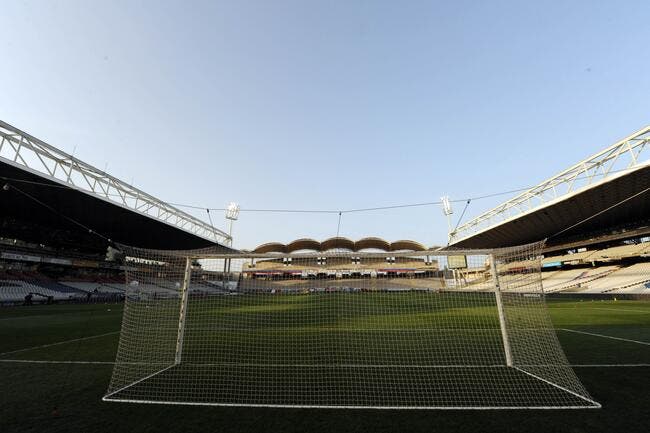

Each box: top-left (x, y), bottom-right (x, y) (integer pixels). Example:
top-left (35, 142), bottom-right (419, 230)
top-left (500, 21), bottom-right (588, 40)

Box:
top-left (225, 202), bottom-right (240, 247)
top-left (225, 202), bottom-right (240, 221)
top-left (441, 196), bottom-right (454, 241)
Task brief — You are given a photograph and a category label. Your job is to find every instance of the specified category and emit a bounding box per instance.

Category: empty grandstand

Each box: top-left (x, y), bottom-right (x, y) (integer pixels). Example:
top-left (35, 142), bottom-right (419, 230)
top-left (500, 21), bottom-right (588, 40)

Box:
top-left (0, 272), bottom-right (122, 305)
top-left (445, 127), bottom-right (650, 296)
top-left (541, 260), bottom-right (650, 295)
top-left (0, 120), bottom-right (235, 304)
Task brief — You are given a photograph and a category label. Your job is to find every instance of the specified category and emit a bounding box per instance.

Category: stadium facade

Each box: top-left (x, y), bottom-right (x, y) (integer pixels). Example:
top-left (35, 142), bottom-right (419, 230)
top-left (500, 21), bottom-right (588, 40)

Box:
top-left (0, 121), bottom-right (649, 303)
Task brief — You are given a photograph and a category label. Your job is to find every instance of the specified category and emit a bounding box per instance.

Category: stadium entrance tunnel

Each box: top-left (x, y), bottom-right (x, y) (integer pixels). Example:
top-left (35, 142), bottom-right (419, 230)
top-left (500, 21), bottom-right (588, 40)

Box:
top-left (104, 242), bottom-right (600, 409)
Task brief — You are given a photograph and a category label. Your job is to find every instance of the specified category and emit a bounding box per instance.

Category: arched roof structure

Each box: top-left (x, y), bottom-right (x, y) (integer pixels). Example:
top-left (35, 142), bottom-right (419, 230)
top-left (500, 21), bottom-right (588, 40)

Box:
top-left (252, 237), bottom-right (429, 253)
top-left (252, 242), bottom-right (287, 254)
top-left (321, 237), bottom-right (355, 251)
top-left (286, 238), bottom-right (321, 253)
top-left (355, 237), bottom-right (391, 251)
top-left (391, 240), bottom-right (426, 251)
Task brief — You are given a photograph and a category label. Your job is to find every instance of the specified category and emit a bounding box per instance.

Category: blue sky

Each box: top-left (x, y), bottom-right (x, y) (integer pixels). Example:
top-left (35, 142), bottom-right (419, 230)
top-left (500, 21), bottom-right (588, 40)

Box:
top-left (1, 0), bottom-right (649, 249)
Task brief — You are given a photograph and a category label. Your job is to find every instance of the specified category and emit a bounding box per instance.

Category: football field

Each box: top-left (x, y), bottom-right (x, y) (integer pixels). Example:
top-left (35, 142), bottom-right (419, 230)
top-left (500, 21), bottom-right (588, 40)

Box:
top-left (0, 298), bottom-right (648, 432)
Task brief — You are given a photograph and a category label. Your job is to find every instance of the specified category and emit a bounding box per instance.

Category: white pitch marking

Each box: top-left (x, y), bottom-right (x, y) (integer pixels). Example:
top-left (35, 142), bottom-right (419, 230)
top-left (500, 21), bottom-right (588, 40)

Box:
top-left (0, 359), bottom-right (647, 368)
top-left (570, 363), bottom-right (650, 367)
top-left (513, 366), bottom-right (601, 407)
top-left (103, 364), bottom-right (176, 399)
top-left (0, 331), bottom-right (120, 356)
top-left (101, 399), bottom-right (601, 410)
top-left (559, 328), bottom-right (650, 346)
top-left (0, 359), bottom-right (114, 365)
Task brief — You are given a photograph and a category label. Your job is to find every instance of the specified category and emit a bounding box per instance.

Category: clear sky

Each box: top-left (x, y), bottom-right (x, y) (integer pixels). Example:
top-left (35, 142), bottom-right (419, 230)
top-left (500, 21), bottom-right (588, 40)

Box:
top-left (1, 0), bottom-right (649, 249)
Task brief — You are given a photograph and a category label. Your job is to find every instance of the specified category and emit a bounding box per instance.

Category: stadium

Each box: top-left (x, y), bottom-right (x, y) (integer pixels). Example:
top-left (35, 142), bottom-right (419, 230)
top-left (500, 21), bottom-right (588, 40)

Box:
top-left (5, 1), bottom-right (650, 431)
top-left (1, 114), bottom-right (649, 432)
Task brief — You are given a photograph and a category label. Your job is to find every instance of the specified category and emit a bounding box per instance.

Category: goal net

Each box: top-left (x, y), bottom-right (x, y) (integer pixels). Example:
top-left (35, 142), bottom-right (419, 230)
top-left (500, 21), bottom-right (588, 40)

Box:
top-left (104, 241), bottom-right (599, 409)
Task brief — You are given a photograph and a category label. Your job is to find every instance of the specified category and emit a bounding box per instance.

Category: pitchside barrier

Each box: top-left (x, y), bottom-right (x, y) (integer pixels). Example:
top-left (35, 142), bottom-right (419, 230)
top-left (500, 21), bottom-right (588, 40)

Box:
top-left (103, 241), bottom-right (600, 409)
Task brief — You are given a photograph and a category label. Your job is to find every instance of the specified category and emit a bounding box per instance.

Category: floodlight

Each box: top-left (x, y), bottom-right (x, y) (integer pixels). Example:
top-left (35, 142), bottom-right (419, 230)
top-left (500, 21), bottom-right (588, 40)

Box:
top-left (225, 202), bottom-right (240, 221)
top-left (441, 196), bottom-right (453, 216)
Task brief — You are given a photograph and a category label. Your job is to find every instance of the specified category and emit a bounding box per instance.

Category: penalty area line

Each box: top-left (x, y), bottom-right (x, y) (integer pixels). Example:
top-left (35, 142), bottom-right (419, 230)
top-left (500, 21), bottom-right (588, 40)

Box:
top-left (0, 331), bottom-right (120, 356)
top-left (559, 328), bottom-right (650, 346)
top-left (0, 359), bottom-right (648, 368)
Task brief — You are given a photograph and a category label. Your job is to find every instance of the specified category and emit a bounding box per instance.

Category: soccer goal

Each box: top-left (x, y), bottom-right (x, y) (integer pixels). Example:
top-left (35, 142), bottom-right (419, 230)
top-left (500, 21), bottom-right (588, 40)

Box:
top-left (103, 241), bottom-right (599, 409)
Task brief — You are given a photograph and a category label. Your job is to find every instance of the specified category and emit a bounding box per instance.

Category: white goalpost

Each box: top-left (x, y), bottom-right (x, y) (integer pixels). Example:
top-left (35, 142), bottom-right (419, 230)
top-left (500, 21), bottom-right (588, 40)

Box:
top-left (103, 241), bottom-right (599, 409)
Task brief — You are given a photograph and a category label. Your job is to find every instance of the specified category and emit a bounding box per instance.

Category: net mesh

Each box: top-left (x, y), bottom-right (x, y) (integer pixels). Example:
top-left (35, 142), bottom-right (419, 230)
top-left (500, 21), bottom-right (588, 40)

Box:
top-left (104, 241), bottom-right (599, 409)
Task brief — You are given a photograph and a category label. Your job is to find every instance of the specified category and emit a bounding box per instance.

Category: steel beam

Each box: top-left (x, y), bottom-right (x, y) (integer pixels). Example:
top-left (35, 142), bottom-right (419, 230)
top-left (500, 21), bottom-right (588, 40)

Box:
top-left (449, 126), bottom-right (650, 245)
top-left (0, 120), bottom-right (231, 245)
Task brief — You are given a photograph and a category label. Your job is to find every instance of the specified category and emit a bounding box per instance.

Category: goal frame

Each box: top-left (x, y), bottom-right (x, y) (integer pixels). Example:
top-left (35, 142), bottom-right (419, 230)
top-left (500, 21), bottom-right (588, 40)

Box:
top-left (103, 242), bottom-right (601, 410)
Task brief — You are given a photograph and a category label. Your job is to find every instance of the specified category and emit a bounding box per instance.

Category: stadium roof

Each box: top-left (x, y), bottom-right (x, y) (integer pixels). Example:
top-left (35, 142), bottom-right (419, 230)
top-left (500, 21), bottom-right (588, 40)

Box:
top-left (252, 237), bottom-right (428, 253)
top-left (449, 125), bottom-right (650, 249)
top-left (0, 120), bottom-right (232, 251)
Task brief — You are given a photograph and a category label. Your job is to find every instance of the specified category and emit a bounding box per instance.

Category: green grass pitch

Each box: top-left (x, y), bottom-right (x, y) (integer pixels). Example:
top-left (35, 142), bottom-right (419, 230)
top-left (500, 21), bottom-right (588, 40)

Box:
top-left (105, 291), bottom-right (594, 408)
top-left (0, 298), bottom-right (648, 432)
